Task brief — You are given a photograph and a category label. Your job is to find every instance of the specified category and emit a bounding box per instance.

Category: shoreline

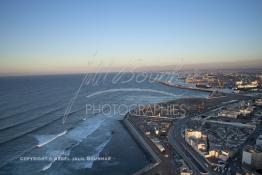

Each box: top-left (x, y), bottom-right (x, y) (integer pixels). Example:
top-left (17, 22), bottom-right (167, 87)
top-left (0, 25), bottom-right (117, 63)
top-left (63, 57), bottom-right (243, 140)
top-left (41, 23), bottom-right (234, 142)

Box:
top-left (121, 116), bottom-right (161, 175)
top-left (121, 93), bottom-right (250, 175)
top-left (121, 97), bottom-right (196, 175)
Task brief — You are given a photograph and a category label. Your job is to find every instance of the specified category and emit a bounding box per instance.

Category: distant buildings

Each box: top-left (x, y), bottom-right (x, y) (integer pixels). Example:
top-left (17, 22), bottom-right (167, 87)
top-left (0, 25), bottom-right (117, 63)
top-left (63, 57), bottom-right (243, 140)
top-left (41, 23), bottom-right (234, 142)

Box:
top-left (218, 105), bottom-right (254, 119)
top-left (196, 83), bottom-right (211, 89)
top-left (236, 80), bottom-right (244, 85)
top-left (185, 77), bottom-right (204, 84)
top-left (240, 106), bottom-right (254, 117)
top-left (182, 71), bottom-right (262, 91)
top-left (235, 80), bottom-right (258, 90)
top-left (218, 110), bottom-right (239, 119)
top-left (255, 99), bottom-right (262, 107)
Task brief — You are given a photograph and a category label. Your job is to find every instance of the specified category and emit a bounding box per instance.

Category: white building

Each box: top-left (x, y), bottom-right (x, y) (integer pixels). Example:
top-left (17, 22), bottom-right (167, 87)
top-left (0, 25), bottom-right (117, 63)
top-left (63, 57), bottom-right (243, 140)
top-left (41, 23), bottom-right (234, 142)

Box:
top-left (255, 99), bottom-right (262, 107)
top-left (185, 129), bottom-right (202, 139)
top-left (236, 80), bottom-right (243, 85)
top-left (218, 150), bottom-right (231, 162)
top-left (242, 145), bottom-right (262, 170)
top-left (256, 135), bottom-right (262, 147)
top-left (237, 81), bottom-right (258, 89)
top-left (239, 106), bottom-right (254, 116)
top-left (218, 110), bottom-right (240, 119)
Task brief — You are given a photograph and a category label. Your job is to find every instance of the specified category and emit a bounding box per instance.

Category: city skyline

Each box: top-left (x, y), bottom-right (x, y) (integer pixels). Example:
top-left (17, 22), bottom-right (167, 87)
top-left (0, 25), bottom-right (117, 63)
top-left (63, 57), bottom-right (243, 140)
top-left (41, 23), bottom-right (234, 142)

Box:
top-left (1, 0), bottom-right (262, 75)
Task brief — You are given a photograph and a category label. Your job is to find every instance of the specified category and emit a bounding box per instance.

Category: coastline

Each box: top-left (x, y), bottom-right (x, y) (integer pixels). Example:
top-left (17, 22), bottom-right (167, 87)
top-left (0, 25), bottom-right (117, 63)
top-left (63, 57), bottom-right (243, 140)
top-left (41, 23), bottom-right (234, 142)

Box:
top-left (121, 93), bottom-right (250, 175)
top-left (121, 97), bottom-right (193, 175)
top-left (121, 114), bottom-right (161, 175)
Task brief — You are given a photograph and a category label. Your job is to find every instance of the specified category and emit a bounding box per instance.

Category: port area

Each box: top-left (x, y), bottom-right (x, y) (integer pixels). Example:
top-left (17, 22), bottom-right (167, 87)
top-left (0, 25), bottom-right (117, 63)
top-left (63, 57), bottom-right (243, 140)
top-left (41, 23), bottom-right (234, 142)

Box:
top-left (122, 93), bottom-right (252, 175)
top-left (150, 79), bottom-right (215, 93)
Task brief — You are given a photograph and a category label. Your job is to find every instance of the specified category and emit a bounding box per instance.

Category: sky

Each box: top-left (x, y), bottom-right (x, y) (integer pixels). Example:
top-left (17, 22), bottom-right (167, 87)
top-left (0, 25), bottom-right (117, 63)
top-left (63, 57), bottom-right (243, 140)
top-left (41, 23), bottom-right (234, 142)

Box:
top-left (0, 0), bottom-right (262, 75)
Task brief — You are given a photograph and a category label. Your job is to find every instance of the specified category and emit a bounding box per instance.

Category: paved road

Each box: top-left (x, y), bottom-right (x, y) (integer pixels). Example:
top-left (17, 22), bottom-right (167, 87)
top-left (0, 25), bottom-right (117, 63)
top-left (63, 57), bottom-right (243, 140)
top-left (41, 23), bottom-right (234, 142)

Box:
top-left (167, 99), bottom-right (244, 175)
top-left (223, 123), bottom-right (262, 175)
top-left (168, 118), bottom-right (213, 175)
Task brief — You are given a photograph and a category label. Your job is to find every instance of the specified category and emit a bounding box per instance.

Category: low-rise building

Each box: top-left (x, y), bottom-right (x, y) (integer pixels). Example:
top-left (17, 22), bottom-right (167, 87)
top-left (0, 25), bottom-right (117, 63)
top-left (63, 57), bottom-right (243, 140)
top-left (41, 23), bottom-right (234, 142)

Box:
top-left (179, 160), bottom-right (193, 175)
top-left (218, 105), bottom-right (253, 119)
top-left (236, 80), bottom-right (258, 90)
top-left (205, 149), bottom-right (231, 167)
top-left (218, 110), bottom-right (240, 119)
top-left (185, 129), bottom-right (209, 156)
top-left (197, 143), bottom-right (206, 151)
top-left (180, 168), bottom-right (193, 175)
top-left (236, 170), bottom-right (261, 175)
top-left (206, 149), bottom-right (220, 158)
top-left (236, 80), bottom-right (243, 85)
top-left (218, 150), bottom-right (231, 162)
top-left (255, 99), bottom-right (262, 107)
top-left (185, 129), bottom-right (202, 139)
top-left (239, 106), bottom-right (254, 116)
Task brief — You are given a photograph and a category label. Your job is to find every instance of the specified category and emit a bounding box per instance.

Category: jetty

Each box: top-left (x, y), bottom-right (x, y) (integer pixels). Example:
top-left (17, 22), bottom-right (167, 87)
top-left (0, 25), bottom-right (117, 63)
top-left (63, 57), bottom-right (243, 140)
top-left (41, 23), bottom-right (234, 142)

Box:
top-left (149, 79), bottom-right (214, 93)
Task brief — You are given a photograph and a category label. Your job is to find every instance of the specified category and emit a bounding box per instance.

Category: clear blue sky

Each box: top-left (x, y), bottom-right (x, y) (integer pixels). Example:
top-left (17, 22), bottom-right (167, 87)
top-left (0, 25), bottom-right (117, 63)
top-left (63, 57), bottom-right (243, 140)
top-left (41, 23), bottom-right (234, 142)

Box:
top-left (0, 0), bottom-right (262, 75)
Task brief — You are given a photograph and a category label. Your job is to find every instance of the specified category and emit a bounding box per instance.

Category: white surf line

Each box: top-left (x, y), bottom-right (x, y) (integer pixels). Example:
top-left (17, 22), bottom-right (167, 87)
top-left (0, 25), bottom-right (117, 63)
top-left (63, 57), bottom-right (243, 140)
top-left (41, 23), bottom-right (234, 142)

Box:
top-left (36, 130), bottom-right (68, 148)
top-left (40, 148), bottom-right (72, 172)
top-left (41, 162), bottom-right (52, 171)
top-left (86, 88), bottom-right (186, 99)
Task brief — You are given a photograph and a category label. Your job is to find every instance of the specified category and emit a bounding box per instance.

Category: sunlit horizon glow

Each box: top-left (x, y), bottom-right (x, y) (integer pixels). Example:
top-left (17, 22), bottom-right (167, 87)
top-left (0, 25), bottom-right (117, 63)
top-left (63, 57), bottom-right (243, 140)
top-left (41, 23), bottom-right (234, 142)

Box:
top-left (0, 0), bottom-right (262, 76)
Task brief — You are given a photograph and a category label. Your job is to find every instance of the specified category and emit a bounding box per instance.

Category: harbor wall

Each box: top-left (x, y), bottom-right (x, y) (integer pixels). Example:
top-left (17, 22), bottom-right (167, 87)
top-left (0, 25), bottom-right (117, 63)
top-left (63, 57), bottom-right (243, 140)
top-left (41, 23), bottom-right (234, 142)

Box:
top-left (122, 114), bottom-right (161, 175)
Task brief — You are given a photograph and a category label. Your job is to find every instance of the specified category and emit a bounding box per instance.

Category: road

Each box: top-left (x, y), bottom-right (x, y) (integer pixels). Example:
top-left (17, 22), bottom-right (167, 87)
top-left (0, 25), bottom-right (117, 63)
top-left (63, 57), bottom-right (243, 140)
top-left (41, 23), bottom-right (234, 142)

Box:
top-left (223, 123), bottom-right (262, 175)
top-left (168, 118), bottom-right (213, 175)
top-left (167, 99), bottom-right (244, 175)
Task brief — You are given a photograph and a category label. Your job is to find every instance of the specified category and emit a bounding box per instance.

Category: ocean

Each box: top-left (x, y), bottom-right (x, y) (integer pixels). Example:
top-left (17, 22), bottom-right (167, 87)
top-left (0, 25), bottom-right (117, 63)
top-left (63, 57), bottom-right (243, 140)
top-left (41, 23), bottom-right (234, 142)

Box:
top-left (0, 73), bottom-right (208, 175)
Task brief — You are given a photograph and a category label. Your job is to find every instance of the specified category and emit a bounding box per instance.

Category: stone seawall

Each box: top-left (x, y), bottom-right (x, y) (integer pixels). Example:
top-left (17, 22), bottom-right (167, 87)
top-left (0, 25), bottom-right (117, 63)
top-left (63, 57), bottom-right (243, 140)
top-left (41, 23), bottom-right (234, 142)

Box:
top-left (122, 114), bottom-right (161, 175)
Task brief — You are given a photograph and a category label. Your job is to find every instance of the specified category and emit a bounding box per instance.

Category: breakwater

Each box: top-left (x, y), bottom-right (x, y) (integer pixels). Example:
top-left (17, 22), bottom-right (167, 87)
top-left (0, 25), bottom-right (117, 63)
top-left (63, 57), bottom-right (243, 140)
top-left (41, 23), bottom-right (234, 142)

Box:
top-left (122, 114), bottom-right (161, 175)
